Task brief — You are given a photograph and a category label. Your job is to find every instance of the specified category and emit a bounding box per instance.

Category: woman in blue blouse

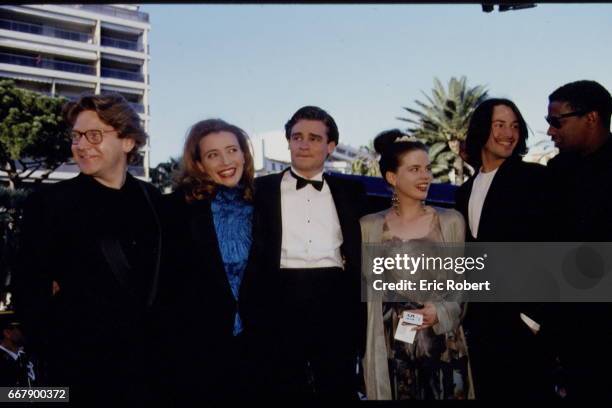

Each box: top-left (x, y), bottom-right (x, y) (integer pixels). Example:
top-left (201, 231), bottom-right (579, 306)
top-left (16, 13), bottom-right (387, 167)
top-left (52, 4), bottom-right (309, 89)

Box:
top-left (157, 119), bottom-right (256, 402)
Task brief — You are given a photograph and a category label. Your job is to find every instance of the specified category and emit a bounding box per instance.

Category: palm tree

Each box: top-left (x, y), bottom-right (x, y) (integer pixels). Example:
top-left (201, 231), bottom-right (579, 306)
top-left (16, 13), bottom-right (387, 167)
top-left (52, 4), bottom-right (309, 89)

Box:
top-left (398, 76), bottom-right (488, 185)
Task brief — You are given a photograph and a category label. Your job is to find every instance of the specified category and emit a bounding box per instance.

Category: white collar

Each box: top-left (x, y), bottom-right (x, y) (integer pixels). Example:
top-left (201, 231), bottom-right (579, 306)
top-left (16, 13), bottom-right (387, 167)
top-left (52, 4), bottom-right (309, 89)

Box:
top-left (0, 344), bottom-right (23, 361)
top-left (290, 166), bottom-right (324, 182)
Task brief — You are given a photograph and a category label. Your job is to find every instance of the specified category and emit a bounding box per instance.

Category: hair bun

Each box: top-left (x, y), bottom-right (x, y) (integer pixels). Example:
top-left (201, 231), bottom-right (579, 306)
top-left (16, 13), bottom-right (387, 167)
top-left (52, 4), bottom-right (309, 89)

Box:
top-left (373, 129), bottom-right (409, 154)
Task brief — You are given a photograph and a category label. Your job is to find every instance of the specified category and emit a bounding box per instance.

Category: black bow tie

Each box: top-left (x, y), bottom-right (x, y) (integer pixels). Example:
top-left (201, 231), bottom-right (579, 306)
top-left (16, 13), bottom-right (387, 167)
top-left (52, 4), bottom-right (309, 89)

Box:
top-left (290, 170), bottom-right (324, 191)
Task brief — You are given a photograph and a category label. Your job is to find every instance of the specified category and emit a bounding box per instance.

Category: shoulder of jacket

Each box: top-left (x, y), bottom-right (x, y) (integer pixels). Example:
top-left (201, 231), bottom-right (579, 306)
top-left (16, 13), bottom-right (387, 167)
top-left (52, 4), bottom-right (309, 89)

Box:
top-left (255, 172), bottom-right (284, 186)
top-left (37, 175), bottom-right (81, 203)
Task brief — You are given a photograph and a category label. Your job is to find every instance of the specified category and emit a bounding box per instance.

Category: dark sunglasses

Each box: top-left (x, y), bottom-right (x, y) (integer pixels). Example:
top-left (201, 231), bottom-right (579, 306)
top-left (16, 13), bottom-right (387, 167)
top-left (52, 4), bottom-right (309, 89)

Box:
top-left (545, 110), bottom-right (588, 129)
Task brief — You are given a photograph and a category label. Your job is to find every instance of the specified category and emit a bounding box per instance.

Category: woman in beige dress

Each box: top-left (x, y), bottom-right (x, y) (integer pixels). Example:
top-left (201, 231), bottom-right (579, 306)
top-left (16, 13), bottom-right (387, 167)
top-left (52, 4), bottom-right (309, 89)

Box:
top-left (361, 130), bottom-right (473, 400)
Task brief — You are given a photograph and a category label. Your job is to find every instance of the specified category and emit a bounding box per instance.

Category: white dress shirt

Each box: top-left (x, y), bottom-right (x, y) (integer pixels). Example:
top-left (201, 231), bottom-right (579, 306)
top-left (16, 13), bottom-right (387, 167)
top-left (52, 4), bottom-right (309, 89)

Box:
top-left (280, 168), bottom-right (344, 269)
top-left (468, 167), bottom-right (499, 239)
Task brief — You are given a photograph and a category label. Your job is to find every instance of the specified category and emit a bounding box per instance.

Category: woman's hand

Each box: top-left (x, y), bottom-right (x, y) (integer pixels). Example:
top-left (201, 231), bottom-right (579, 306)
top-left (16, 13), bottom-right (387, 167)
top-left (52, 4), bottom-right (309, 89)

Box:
top-left (405, 302), bottom-right (438, 331)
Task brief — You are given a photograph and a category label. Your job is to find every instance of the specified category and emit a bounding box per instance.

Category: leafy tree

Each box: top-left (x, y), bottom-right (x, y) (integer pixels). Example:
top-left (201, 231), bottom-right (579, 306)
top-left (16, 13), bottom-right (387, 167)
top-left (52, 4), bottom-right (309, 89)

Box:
top-left (0, 79), bottom-right (71, 189)
top-left (150, 156), bottom-right (180, 193)
top-left (398, 76), bottom-right (488, 184)
top-left (351, 142), bottom-right (381, 177)
top-left (0, 186), bottom-right (29, 294)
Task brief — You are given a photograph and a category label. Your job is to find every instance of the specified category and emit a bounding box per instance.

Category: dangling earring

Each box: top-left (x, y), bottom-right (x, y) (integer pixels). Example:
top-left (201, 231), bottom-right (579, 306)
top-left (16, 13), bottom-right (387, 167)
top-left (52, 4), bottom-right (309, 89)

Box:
top-left (392, 188), bottom-right (400, 215)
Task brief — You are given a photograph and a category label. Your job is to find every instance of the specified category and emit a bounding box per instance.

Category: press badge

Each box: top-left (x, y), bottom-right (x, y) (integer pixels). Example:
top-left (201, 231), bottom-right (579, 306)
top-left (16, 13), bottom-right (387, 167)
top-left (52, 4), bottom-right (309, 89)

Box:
top-left (394, 321), bottom-right (417, 344)
top-left (402, 311), bottom-right (424, 326)
top-left (393, 311), bottom-right (423, 344)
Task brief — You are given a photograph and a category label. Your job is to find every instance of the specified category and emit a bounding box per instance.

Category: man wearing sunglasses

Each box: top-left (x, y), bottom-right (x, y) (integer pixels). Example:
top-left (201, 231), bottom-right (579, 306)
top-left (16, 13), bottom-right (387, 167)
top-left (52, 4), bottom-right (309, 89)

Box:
top-left (545, 80), bottom-right (612, 400)
top-left (15, 93), bottom-right (162, 404)
top-left (546, 80), bottom-right (612, 241)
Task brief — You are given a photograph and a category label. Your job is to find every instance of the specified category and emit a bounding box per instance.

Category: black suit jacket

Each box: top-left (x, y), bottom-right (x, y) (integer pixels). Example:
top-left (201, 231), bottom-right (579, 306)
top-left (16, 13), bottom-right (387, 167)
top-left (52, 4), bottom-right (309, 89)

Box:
top-left (157, 189), bottom-right (249, 341)
top-left (454, 158), bottom-right (554, 398)
top-left (0, 349), bottom-right (32, 387)
top-left (241, 169), bottom-right (367, 352)
top-left (547, 137), bottom-right (612, 241)
top-left (455, 156), bottom-right (551, 242)
top-left (155, 188), bottom-right (259, 400)
top-left (250, 169), bottom-right (365, 277)
top-left (455, 156), bottom-right (552, 330)
top-left (15, 173), bottom-right (162, 389)
top-left (544, 138), bottom-right (612, 395)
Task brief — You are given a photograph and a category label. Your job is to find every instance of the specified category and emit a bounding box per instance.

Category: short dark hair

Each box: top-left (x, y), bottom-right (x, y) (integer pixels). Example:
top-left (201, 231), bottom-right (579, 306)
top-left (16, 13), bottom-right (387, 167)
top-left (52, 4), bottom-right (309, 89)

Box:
top-left (548, 80), bottom-right (612, 130)
top-left (374, 129), bottom-right (428, 184)
top-left (464, 98), bottom-right (529, 169)
top-left (63, 92), bottom-right (147, 164)
top-left (284, 106), bottom-right (339, 144)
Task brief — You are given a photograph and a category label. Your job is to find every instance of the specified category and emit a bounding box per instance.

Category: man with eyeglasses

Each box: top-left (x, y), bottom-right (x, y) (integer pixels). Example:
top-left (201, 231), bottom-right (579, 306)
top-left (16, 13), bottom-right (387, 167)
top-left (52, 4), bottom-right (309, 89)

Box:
top-left (15, 93), bottom-right (162, 404)
top-left (544, 80), bottom-right (612, 400)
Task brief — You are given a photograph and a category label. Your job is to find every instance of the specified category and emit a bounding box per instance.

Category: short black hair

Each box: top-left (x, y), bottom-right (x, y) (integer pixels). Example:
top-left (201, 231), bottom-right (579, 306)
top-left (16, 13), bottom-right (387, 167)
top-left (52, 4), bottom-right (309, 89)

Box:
top-left (284, 106), bottom-right (339, 144)
top-left (464, 98), bottom-right (529, 169)
top-left (548, 80), bottom-right (612, 130)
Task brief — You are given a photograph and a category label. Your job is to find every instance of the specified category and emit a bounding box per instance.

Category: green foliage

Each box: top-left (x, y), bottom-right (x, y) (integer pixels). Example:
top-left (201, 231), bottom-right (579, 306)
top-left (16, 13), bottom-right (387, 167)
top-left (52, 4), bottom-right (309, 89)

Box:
top-left (0, 185), bottom-right (30, 290)
top-left (398, 76), bottom-right (488, 185)
top-left (150, 156), bottom-right (180, 193)
top-left (351, 141), bottom-right (381, 177)
top-left (0, 79), bottom-right (72, 189)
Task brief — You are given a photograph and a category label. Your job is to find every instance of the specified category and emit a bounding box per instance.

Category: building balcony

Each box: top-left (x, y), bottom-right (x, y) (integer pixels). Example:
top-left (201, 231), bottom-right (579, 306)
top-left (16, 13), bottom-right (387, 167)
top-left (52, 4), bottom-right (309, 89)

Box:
top-left (0, 18), bottom-right (93, 43)
top-left (62, 5), bottom-right (149, 23)
top-left (0, 51), bottom-right (95, 75)
top-left (101, 36), bottom-right (143, 52)
top-left (101, 66), bottom-right (143, 82)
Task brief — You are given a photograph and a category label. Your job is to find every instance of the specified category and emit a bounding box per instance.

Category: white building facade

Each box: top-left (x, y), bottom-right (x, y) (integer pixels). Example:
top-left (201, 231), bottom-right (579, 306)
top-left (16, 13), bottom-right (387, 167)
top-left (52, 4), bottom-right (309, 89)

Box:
top-left (250, 130), bottom-right (362, 176)
top-left (0, 4), bottom-right (151, 179)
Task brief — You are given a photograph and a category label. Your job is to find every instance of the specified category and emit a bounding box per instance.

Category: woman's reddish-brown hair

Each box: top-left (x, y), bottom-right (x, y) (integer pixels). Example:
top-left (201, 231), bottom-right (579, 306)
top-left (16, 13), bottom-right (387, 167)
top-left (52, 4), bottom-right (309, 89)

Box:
top-left (175, 119), bottom-right (254, 203)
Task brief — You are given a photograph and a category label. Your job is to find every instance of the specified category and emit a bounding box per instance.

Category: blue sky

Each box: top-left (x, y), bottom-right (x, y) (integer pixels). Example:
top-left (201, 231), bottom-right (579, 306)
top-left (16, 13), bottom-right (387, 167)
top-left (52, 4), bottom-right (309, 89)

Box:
top-left (141, 4), bottom-right (612, 166)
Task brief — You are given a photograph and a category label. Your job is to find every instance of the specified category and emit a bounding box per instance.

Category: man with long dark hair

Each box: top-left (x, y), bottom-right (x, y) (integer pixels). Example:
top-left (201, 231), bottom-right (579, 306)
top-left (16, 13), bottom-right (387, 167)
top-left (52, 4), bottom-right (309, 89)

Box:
top-left (455, 98), bottom-right (553, 399)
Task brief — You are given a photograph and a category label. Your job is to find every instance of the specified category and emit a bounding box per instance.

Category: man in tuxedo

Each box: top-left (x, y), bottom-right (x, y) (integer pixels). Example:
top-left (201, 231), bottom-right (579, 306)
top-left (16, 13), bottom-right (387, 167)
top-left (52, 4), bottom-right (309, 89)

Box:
top-left (455, 98), bottom-right (553, 399)
top-left (15, 93), bottom-right (162, 404)
top-left (545, 80), bottom-right (612, 400)
top-left (246, 106), bottom-right (366, 399)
